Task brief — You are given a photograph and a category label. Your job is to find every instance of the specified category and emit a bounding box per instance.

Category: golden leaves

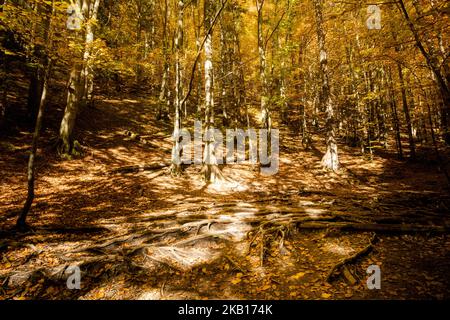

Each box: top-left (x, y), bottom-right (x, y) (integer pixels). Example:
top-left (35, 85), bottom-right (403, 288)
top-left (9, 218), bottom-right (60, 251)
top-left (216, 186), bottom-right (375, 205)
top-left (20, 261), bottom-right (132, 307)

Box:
top-left (290, 272), bottom-right (306, 280)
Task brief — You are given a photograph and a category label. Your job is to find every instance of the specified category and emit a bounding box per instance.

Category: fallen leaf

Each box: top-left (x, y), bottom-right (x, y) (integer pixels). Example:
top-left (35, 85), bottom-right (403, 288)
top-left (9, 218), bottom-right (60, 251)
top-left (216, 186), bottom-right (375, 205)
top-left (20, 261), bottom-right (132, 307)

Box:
top-left (290, 272), bottom-right (306, 280)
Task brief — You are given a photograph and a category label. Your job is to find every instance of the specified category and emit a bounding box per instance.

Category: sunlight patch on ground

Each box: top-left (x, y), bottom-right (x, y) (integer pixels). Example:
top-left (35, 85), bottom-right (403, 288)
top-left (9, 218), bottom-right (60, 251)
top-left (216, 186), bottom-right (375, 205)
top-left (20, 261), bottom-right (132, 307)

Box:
top-left (280, 157), bottom-right (292, 165)
top-left (212, 221), bottom-right (252, 241)
top-left (299, 200), bottom-right (316, 206)
top-left (138, 289), bottom-right (204, 300)
top-left (138, 289), bottom-right (162, 300)
top-left (148, 246), bottom-right (219, 271)
top-left (322, 242), bottom-right (355, 256)
top-left (304, 207), bottom-right (326, 218)
top-left (234, 209), bottom-right (259, 217)
top-left (206, 180), bottom-right (249, 194)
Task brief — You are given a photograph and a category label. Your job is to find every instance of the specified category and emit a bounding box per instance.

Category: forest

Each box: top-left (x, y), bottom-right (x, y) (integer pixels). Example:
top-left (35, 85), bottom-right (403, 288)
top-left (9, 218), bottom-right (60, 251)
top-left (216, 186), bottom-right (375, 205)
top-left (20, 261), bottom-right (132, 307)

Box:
top-left (0, 0), bottom-right (449, 300)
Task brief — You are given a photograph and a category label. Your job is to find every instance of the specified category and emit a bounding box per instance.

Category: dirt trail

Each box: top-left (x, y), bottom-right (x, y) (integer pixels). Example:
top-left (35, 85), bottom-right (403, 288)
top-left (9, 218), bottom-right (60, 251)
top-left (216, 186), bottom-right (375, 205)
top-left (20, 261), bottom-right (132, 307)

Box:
top-left (1, 98), bottom-right (449, 300)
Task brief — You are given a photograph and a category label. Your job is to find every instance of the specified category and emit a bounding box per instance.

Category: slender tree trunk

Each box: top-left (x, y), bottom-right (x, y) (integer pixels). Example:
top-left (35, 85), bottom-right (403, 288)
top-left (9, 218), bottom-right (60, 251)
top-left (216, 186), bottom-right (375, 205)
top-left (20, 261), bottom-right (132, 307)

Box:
top-left (17, 0), bottom-right (55, 229)
top-left (397, 63), bottom-right (416, 159)
top-left (257, 0), bottom-right (271, 132)
top-left (171, 0), bottom-right (184, 175)
top-left (135, 0), bottom-right (143, 86)
top-left (81, 0), bottom-right (100, 105)
top-left (0, 50), bottom-right (7, 130)
top-left (312, 0), bottom-right (339, 170)
top-left (202, 0), bottom-right (223, 182)
top-left (219, 18), bottom-right (229, 126)
top-left (27, 70), bottom-right (43, 123)
top-left (25, 2), bottom-right (42, 123)
top-left (191, 0), bottom-right (203, 119)
top-left (157, 0), bottom-right (170, 121)
top-left (0, 1), bottom-right (4, 130)
top-left (231, 18), bottom-right (247, 127)
top-left (388, 66), bottom-right (403, 159)
top-left (398, 0), bottom-right (450, 144)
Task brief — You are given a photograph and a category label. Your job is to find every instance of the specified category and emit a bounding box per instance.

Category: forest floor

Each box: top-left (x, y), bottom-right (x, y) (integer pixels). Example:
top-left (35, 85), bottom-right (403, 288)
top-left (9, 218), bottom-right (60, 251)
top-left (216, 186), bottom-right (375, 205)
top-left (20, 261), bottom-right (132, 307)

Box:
top-left (1, 94), bottom-right (450, 300)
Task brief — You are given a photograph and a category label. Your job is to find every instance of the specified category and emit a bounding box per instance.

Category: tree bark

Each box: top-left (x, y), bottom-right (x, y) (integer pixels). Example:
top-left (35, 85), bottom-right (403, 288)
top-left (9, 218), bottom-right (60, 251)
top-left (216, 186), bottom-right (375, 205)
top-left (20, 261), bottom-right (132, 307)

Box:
top-left (171, 0), bottom-right (184, 175)
top-left (58, 0), bottom-right (100, 155)
top-left (17, 0), bottom-right (55, 229)
top-left (398, 0), bottom-right (450, 144)
top-left (157, 0), bottom-right (170, 121)
top-left (312, 0), bottom-right (339, 170)
top-left (0, 47), bottom-right (7, 130)
top-left (202, 0), bottom-right (223, 182)
top-left (397, 63), bottom-right (416, 159)
top-left (388, 66), bottom-right (403, 159)
top-left (257, 0), bottom-right (271, 132)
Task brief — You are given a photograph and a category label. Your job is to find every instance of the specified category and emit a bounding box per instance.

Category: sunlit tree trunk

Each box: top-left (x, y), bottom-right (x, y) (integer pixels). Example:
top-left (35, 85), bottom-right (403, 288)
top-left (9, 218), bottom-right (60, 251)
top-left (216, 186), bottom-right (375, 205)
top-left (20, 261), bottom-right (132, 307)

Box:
top-left (157, 0), bottom-right (170, 121)
top-left (171, 0), bottom-right (184, 175)
top-left (219, 18), bottom-right (229, 126)
top-left (202, 0), bottom-right (223, 182)
top-left (135, 0), bottom-right (144, 86)
top-left (58, 0), bottom-right (100, 155)
top-left (256, 0), bottom-right (271, 132)
top-left (312, 0), bottom-right (339, 170)
top-left (230, 8), bottom-right (247, 127)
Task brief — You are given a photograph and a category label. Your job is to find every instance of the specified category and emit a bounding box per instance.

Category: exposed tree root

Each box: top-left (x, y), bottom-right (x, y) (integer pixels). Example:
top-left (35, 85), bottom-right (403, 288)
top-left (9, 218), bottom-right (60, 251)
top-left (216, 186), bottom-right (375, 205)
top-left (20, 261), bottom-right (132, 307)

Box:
top-left (326, 233), bottom-right (377, 283)
top-left (243, 212), bottom-right (449, 271)
top-left (123, 130), bottom-right (161, 148)
top-left (109, 162), bottom-right (170, 174)
top-left (224, 255), bottom-right (247, 273)
top-left (201, 164), bottom-right (227, 183)
top-left (247, 223), bottom-right (292, 267)
top-left (70, 226), bottom-right (195, 254)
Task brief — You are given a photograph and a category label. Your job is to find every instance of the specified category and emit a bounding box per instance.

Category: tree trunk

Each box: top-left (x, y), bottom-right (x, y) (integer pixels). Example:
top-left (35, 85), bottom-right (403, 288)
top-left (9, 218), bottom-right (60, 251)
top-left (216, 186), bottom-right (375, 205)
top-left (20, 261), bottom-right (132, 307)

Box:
top-left (312, 0), bottom-right (339, 170)
top-left (27, 69), bottom-right (43, 123)
top-left (192, 1), bottom-right (203, 119)
top-left (397, 63), bottom-right (416, 159)
top-left (257, 0), bottom-right (271, 132)
top-left (219, 18), bottom-right (229, 127)
top-left (388, 67), bottom-right (403, 160)
top-left (59, 64), bottom-right (83, 155)
top-left (0, 2), bottom-right (4, 129)
top-left (171, 0), bottom-right (184, 175)
top-left (202, 0), bottom-right (223, 182)
top-left (17, 0), bottom-right (55, 229)
top-left (398, 0), bottom-right (450, 144)
top-left (58, 0), bottom-right (100, 155)
top-left (157, 0), bottom-right (170, 121)
top-left (0, 50), bottom-right (7, 130)
top-left (81, 0), bottom-right (100, 105)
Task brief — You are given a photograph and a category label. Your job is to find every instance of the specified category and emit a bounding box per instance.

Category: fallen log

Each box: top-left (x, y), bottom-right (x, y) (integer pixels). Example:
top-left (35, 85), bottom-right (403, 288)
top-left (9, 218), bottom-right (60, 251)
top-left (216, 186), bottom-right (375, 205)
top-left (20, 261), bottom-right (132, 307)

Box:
top-left (295, 221), bottom-right (450, 233)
